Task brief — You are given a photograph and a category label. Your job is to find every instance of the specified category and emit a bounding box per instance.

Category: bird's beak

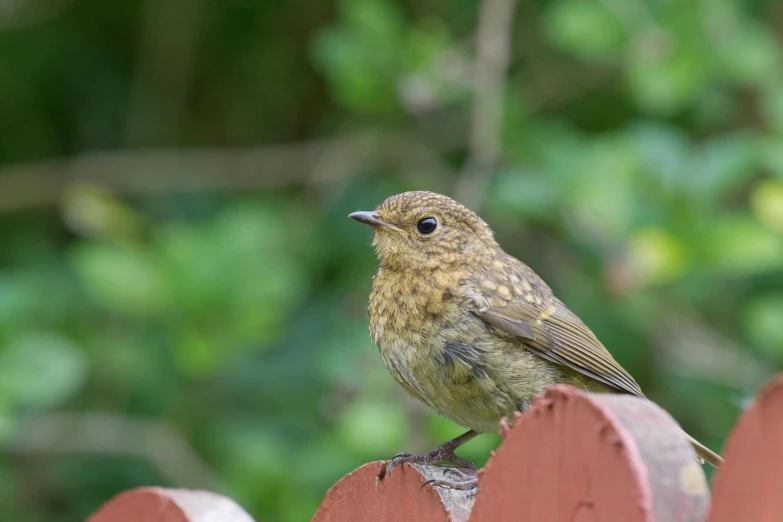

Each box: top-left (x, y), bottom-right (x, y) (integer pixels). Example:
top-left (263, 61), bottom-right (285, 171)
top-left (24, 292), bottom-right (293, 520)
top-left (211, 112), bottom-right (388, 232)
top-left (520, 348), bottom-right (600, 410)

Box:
top-left (348, 211), bottom-right (392, 229)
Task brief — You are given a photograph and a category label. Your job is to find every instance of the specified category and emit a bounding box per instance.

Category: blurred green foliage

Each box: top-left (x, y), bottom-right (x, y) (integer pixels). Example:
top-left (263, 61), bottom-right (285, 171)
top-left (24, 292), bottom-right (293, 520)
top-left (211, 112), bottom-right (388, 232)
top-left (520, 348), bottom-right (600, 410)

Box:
top-left (1, 0), bottom-right (782, 520)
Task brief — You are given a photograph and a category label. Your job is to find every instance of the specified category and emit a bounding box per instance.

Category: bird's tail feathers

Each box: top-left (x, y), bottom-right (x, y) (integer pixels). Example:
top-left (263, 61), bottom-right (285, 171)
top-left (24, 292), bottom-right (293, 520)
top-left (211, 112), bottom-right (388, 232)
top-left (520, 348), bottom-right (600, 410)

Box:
top-left (685, 433), bottom-right (724, 467)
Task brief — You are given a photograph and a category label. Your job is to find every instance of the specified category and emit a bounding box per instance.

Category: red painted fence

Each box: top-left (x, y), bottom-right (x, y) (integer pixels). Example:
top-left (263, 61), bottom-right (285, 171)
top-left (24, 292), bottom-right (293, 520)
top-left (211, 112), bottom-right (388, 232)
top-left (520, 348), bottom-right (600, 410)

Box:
top-left (89, 373), bottom-right (783, 522)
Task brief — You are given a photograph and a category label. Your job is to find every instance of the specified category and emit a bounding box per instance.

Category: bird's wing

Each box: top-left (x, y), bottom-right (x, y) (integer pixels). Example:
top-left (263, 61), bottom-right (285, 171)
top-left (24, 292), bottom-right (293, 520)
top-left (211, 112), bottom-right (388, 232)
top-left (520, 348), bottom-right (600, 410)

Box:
top-left (474, 264), bottom-right (645, 398)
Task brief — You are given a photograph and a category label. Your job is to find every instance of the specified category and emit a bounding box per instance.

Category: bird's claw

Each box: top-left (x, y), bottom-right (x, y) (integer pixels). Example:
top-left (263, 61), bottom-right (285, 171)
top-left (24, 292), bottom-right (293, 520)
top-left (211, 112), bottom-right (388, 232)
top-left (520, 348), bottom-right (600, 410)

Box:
top-left (386, 443), bottom-right (476, 478)
top-left (421, 476), bottom-right (479, 494)
top-left (385, 452), bottom-right (413, 477)
top-left (442, 467), bottom-right (473, 480)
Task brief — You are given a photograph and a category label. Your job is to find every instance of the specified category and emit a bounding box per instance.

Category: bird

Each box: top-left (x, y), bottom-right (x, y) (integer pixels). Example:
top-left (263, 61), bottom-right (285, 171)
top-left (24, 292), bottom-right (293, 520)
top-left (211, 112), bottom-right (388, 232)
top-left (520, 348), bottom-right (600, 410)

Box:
top-left (348, 190), bottom-right (723, 490)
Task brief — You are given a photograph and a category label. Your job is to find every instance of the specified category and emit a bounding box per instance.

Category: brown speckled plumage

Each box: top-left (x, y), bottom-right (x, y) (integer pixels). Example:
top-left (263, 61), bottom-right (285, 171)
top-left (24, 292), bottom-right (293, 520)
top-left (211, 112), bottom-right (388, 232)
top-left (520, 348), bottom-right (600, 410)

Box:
top-left (352, 190), bottom-right (722, 468)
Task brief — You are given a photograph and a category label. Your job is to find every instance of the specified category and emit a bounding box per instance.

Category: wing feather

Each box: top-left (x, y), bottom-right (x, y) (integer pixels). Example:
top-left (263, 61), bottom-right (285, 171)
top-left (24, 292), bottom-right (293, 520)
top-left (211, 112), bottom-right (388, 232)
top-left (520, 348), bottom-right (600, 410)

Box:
top-left (472, 259), bottom-right (645, 398)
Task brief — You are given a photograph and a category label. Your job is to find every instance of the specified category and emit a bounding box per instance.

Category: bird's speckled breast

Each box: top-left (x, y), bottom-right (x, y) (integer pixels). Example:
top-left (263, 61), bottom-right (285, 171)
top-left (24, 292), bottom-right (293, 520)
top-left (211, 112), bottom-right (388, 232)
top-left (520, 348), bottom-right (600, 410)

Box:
top-left (368, 266), bottom-right (573, 433)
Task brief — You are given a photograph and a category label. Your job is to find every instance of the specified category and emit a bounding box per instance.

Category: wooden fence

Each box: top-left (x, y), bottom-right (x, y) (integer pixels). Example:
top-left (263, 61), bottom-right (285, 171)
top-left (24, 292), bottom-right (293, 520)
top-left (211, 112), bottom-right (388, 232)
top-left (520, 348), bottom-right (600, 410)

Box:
top-left (88, 373), bottom-right (783, 522)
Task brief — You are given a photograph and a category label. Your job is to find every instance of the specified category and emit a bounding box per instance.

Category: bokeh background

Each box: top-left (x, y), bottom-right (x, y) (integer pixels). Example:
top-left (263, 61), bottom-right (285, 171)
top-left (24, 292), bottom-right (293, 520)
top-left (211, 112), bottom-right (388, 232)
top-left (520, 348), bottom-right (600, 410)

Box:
top-left (1, 0), bottom-right (783, 520)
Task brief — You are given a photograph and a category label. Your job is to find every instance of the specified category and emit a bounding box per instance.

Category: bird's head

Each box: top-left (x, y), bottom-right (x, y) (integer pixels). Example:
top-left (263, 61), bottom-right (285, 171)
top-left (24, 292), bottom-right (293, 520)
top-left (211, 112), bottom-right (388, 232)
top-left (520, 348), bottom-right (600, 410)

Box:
top-left (349, 191), bottom-right (498, 271)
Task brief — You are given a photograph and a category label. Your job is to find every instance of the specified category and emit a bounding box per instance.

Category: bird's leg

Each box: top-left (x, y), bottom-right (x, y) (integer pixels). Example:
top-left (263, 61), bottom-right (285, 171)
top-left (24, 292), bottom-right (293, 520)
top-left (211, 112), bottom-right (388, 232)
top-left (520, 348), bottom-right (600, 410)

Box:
top-left (386, 430), bottom-right (479, 477)
top-left (420, 457), bottom-right (479, 493)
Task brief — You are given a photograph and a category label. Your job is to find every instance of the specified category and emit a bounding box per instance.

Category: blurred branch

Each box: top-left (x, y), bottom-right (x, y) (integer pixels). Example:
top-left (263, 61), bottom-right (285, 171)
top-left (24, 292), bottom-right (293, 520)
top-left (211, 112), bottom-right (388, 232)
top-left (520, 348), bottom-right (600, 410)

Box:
top-left (0, 131), bottom-right (457, 213)
top-left (454, 0), bottom-right (518, 211)
top-left (2, 412), bottom-right (220, 491)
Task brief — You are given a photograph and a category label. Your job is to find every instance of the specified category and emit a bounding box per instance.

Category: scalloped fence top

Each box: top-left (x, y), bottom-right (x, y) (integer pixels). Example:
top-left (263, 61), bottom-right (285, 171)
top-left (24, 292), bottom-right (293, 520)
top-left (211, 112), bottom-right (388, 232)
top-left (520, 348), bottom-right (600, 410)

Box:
top-left (88, 374), bottom-right (783, 522)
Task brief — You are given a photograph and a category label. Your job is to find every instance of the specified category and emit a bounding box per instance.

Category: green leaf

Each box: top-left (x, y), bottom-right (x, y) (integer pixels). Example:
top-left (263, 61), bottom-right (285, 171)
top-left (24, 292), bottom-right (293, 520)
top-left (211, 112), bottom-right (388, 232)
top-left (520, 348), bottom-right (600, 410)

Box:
top-left (702, 216), bottom-right (783, 275)
top-left (743, 296), bottom-right (783, 358)
top-left (158, 224), bottom-right (226, 310)
top-left (544, 0), bottom-right (626, 59)
top-left (341, 0), bottom-right (405, 42)
top-left (625, 31), bottom-right (710, 114)
top-left (171, 328), bottom-right (227, 378)
top-left (489, 170), bottom-right (559, 219)
top-left (0, 332), bottom-right (88, 409)
top-left (628, 228), bottom-right (691, 286)
top-left (567, 135), bottom-right (640, 236)
top-left (751, 178), bottom-right (783, 234)
top-left (405, 19), bottom-right (451, 70)
top-left (336, 399), bottom-right (408, 456)
top-left (688, 133), bottom-right (757, 198)
top-left (311, 0), bottom-right (405, 114)
top-left (633, 125), bottom-right (757, 199)
top-left (717, 24), bottom-right (780, 85)
top-left (632, 122), bottom-right (689, 188)
top-left (0, 275), bottom-right (33, 329)
top-left (72, 243), bottom-right (167, 316)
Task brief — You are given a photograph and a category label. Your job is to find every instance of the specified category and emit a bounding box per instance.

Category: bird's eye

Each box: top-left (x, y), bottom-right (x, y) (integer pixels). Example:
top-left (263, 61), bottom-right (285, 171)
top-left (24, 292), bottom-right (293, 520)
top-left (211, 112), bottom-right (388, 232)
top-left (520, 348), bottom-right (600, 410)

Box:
top-left (416, 217), bottom-right (438, 235)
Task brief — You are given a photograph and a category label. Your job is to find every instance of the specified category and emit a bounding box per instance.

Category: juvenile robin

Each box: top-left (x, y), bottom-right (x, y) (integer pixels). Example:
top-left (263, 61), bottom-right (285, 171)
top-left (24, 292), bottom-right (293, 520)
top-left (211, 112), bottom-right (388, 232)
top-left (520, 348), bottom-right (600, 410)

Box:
top-left (349, 191), bottom-right (722, 490)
